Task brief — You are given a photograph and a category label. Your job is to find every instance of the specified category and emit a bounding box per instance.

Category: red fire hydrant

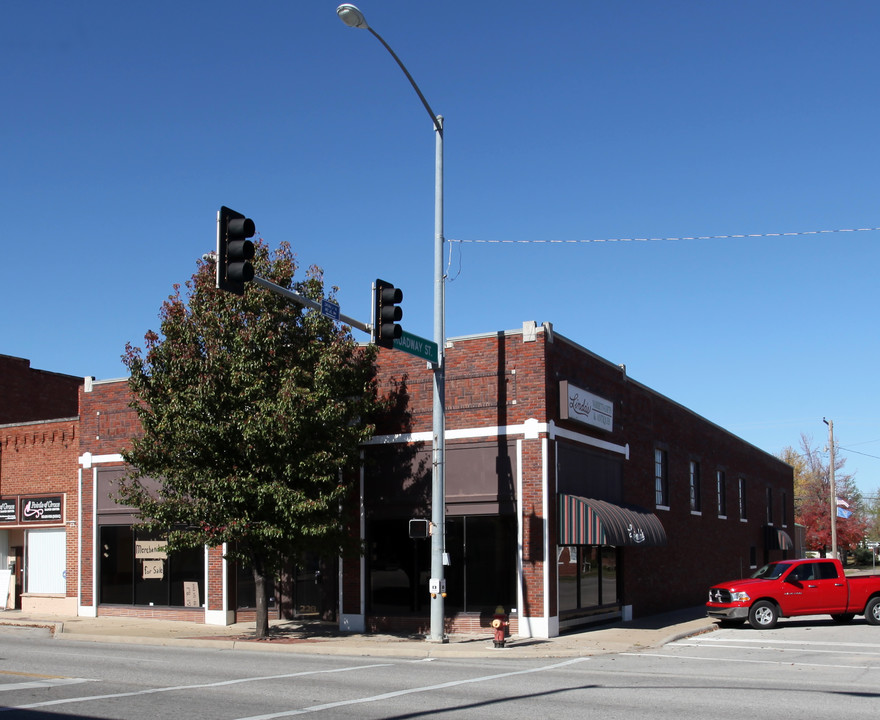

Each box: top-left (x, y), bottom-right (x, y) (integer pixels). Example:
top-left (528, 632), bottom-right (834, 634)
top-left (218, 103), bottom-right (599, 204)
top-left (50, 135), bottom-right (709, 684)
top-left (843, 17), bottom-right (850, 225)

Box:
top-left (491, 605), bottom-right (509, 648)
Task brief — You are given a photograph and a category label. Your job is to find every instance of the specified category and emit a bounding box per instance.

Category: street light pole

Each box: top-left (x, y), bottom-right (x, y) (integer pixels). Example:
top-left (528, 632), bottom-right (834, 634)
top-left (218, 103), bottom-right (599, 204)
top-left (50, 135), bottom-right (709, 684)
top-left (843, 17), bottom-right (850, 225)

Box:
top-left (824, 417), bottom-right (837, 560)
top-left (337, 4), bottom-right (448, 643)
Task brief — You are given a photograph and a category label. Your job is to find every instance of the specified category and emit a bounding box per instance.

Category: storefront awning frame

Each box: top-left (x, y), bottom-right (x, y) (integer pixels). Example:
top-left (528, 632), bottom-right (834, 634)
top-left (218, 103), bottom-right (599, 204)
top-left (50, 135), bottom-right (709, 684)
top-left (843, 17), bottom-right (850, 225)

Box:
top-left (558, 494), bottom-right (667, 547)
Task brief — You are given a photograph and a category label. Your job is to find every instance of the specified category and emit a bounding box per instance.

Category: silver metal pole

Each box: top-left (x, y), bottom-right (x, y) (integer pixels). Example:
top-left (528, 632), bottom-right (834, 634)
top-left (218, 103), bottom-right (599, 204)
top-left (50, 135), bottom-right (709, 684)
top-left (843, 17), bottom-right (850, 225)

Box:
top-left (430, 115), bottom-right (446, 642)
top-left (337, 6), bottom-right (447, 642)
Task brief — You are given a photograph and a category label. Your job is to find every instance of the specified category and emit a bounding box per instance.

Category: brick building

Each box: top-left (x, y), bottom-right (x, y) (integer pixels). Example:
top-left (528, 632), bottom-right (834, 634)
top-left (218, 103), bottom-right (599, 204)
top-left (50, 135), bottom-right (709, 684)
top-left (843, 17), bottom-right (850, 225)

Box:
top-left (0, 355), bottom-right (82, 613)
top-left (3, 323), bottom-right (793, 635)
top-left (342, 322), bottom-right (793, 637)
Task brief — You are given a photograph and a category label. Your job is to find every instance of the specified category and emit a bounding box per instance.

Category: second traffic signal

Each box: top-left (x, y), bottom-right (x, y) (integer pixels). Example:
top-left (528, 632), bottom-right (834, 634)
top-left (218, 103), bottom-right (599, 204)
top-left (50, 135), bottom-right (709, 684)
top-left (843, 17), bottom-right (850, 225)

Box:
top-left (217, 206), bottom-right (256, 296)
top-left (373, 279), bottom-right (403, 349)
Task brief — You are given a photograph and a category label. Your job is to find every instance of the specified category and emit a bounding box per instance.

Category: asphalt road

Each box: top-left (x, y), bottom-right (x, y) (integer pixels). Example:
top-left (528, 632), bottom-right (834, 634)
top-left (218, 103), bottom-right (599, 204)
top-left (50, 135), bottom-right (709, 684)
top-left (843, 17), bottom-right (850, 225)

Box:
top-left (1, 617), bottom-right (879, 719)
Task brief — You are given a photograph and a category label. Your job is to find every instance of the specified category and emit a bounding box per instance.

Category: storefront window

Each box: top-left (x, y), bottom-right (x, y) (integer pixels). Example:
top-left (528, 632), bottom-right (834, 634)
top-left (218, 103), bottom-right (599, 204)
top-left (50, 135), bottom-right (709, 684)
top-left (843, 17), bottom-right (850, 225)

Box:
top-left (445, 515), bottom-right (516, 614)
top-left (367, 515), bottom-right (516, 615)
top-left (558, 545), bottom-right (619, 614)
top-left (99, 526), bottom-right (204, 607)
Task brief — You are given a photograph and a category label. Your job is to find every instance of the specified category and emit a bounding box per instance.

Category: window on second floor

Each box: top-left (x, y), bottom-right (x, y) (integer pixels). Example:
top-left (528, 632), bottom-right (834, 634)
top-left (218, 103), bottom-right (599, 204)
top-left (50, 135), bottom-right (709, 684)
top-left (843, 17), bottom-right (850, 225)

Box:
top-left (689, 460), bottom-right (701, 513)
top-left (716, 470), bottom-right (727, 517)
top-left (739, 477), bottom-right (748, 520)
top-left (655, 448), bottom-right (669, 507)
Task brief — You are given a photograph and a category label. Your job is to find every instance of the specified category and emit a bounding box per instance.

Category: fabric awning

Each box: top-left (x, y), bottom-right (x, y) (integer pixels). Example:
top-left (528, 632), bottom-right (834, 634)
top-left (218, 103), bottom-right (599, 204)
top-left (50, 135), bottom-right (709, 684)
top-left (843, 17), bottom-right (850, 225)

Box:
top-left (765, 525), bottom-right (794, 550)
top-left (559, 494), bottom-right (667, 547)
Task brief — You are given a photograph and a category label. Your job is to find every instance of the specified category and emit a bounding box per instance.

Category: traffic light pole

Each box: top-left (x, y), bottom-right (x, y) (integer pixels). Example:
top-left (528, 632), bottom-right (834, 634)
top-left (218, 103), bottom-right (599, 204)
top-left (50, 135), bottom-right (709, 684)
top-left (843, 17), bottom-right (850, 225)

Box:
top-left (251, 276), bottom-right (371, 335)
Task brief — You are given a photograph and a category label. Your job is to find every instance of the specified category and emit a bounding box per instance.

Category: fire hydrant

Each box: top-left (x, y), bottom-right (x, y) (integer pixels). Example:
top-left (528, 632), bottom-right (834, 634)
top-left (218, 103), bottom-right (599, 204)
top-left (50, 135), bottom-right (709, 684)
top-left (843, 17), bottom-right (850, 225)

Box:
top-left (491, 605), bottom-right (509, 648)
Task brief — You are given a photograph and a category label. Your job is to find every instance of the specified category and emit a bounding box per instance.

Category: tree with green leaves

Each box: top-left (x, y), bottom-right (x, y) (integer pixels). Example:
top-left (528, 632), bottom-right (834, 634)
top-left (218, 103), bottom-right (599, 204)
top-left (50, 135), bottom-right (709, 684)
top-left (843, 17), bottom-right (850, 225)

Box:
top-left (781, 434), bottom-right (867, 557)
top-left (119, 239), bottom-right (379, 638)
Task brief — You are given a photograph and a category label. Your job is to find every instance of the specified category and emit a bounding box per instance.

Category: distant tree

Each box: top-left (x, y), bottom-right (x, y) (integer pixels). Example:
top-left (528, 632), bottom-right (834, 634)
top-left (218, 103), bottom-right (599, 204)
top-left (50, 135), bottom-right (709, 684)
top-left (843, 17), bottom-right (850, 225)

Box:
top-left (782, 434), bottom-right (868, 556)
top-left (119, 239), bottom-right (380, 638)
top-left (866, 491), bottom-right (880, 544)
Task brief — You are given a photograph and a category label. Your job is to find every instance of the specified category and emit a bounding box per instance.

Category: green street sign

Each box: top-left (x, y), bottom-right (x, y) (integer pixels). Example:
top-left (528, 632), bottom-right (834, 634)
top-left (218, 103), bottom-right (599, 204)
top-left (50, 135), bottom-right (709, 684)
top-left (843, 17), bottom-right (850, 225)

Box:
top-left (394, 330), bottom-right (439, 364)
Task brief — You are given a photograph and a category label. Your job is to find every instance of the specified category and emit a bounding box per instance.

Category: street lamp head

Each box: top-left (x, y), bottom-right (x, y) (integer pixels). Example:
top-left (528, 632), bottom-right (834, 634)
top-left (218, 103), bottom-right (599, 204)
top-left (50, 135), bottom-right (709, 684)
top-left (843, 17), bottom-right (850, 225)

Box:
top-left (336, 4), bottom-right (369, 30)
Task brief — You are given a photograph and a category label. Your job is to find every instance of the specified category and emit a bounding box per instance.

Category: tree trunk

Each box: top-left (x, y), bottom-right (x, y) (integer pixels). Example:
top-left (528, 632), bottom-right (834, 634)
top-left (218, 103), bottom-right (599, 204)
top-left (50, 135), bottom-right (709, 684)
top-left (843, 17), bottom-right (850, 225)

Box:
top-left (253, 565), bottom-right (270, 639)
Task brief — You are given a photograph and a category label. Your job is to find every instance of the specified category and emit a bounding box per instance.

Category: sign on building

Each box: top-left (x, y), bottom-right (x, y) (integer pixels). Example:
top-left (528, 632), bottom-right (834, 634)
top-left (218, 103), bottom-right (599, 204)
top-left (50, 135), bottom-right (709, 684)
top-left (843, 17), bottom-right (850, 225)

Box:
top-left (559, 381), bottom-right (614, 432)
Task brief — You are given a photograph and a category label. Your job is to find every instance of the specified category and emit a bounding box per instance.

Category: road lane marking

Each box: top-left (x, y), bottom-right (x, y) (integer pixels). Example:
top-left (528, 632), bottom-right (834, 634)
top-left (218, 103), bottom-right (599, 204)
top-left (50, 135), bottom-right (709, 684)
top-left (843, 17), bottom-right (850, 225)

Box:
top-left (0, 662), bottom-right (393, 713)
top-left (695, 636), bottom-right (880, 649)
top-left (673, 641), bottom-right (880, 658)
top-left (234, 657), bottom-right (590, 720)
top-left (625, 652), bottom-right (877, 670)
top-left (0, 678), bottom-right (93, 692)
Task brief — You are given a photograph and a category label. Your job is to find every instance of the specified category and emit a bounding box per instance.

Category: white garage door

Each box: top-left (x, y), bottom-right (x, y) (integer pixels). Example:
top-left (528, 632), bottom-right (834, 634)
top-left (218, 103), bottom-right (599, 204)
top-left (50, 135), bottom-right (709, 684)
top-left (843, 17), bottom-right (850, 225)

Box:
top-left (27, 528), bottom-right (66, 593)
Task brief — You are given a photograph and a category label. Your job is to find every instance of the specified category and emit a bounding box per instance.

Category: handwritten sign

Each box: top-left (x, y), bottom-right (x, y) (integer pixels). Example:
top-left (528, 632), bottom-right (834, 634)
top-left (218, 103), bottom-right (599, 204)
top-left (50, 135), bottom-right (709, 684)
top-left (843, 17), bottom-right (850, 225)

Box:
top-left (142, 560), bottom-right (165, 579)
top-left (183, 581), bottom-right (200, 607)
top-left (135, 540), bottom-right (168, 559)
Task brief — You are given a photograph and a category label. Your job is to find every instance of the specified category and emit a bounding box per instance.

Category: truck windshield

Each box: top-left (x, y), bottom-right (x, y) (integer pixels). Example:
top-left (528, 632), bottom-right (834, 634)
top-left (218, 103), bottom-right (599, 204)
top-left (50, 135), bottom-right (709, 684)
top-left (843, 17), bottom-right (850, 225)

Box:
top-left (751, 562), bottom-right (791, 580)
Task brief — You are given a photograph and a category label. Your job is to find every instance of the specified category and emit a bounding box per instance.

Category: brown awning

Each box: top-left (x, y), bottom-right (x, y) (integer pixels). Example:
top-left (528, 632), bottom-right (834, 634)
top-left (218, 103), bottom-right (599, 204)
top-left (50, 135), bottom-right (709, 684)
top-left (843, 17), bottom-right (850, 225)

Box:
top-left (559, 494), bottom-right (667, 547)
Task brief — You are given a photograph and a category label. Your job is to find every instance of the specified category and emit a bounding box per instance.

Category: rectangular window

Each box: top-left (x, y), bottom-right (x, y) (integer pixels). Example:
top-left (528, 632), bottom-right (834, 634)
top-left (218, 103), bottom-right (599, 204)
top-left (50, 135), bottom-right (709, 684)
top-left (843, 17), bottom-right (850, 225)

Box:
top-left (655, 448), bottom-right (669, 507)
top-left (766, 486), bottom-right (773, 524)
top-left (98, 525), bottom-right (205, 607)
top-left (689, 460), bottom-right (702, 513)
top-left (716, 470), bottom-right (727, 517)
top-left (781, 491), bottom-right (788, 526)
top-left (739, 477), bottom-right (748, 520)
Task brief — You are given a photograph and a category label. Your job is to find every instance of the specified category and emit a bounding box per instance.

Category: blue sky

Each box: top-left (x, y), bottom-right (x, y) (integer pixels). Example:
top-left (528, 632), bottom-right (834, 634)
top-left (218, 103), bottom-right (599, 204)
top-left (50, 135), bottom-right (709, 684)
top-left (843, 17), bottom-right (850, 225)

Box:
top-left (3, 1), bottom-right (878, 494)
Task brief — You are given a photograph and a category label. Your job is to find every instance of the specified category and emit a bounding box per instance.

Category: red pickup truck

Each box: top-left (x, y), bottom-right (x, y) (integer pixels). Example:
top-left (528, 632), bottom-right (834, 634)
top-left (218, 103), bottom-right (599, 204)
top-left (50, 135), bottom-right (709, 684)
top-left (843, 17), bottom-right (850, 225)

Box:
top-left (706, 558), bottom-right (880, 629)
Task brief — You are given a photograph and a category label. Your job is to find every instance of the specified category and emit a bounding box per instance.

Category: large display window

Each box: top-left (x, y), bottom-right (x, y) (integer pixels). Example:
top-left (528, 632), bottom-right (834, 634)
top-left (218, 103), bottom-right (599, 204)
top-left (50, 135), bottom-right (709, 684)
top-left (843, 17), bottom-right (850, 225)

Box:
top-left (98, 525), bottom-right (204, 607)
top-left (367, 515), bottom-right (516, 616)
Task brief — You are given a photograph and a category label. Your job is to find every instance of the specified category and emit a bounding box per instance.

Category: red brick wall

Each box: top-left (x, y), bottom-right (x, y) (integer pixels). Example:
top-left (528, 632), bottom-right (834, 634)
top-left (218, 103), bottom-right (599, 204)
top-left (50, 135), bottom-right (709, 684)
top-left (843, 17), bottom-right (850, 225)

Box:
top-left (79, 379), bottom-right (142, 457)
top-left (547, 334), bottom-right (793, 617)
top-left (0, 419), bottom-right (80, 598)
top-left (0, 355), bottom-right (81, 424)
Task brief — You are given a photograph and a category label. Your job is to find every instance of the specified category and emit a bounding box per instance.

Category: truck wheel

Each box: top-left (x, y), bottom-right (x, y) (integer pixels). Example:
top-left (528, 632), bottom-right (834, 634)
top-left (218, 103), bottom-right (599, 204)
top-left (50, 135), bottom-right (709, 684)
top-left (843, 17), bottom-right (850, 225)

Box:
top-left (831, 613), bottom-right (855, 624)
top-left (749, 601), bottom-right (779, 629)
top-left (866, 597), bottom-right (880, 626)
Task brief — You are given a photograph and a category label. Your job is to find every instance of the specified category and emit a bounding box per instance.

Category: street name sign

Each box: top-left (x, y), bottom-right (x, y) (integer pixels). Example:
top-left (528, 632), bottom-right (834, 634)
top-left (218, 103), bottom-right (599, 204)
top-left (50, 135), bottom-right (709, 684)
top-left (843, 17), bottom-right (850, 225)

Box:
top-left (320, 299), bottom-right (340, 321)
top-left (394, 330), bottom-right (439, 364)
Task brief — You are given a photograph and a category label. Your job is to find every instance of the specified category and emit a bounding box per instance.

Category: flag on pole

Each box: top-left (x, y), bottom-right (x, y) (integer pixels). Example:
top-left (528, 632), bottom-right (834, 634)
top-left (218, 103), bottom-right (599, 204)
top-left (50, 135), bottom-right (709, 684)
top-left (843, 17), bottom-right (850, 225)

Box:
top-left (837, 506), bottom-right (853, 519)
top-left (836, 497), bottom-right (850, 508)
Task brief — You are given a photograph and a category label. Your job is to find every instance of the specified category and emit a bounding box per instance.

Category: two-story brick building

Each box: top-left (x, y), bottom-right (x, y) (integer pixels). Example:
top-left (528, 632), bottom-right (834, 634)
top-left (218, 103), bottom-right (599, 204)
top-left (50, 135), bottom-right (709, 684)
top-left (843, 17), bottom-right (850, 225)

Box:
top-left (339, 321), bottom-right (793, 637)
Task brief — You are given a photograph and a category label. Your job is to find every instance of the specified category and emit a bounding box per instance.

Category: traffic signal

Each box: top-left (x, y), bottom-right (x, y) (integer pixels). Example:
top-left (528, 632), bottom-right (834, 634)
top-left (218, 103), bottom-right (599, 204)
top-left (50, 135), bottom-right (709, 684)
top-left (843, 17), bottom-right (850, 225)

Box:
top-left (373, 279), bottom-right (403, 349)
top-left (216, 206), bottom-right (256, 296)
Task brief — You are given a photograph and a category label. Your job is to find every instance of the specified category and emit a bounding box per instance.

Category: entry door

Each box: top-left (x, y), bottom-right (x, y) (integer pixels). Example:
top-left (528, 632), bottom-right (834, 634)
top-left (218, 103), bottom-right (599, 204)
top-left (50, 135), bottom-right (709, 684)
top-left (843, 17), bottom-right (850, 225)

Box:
top-left (26, 528), bottom-right (66, 594)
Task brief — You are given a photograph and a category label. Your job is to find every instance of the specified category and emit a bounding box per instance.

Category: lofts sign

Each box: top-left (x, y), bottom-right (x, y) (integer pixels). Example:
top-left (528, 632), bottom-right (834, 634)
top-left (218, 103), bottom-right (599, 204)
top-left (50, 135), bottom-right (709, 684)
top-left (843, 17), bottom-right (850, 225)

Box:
top-left (559, 381), bottom-right (613, 432)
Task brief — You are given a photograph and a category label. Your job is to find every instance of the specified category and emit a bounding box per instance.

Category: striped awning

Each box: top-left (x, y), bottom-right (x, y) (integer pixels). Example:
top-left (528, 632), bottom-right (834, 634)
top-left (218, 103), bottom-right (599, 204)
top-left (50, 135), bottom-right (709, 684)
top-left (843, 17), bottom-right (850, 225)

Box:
top-left (559, 495), bottom-right (667, 547)
top-left (765, 525), bottom-right (794, 550)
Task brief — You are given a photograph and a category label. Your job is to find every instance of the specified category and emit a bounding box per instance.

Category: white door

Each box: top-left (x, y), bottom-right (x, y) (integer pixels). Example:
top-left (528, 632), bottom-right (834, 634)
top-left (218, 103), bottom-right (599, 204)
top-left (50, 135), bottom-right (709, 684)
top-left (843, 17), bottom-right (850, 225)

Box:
top-left (26, 528), bottom-right (66, 593)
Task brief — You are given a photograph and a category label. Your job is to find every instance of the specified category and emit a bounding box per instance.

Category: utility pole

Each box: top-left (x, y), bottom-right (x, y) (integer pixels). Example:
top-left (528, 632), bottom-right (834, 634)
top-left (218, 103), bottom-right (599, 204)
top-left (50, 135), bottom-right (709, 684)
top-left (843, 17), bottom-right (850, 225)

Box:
top-left (824, 418), bottom-right (837, 560)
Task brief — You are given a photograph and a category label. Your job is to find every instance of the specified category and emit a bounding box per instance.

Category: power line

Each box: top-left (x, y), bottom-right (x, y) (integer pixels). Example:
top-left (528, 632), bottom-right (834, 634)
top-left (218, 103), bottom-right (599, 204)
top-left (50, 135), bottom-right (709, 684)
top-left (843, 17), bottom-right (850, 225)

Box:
top-left (451, 226), bottom-right (880, 246)
top-left (839, 447), bottom-right (880, 462)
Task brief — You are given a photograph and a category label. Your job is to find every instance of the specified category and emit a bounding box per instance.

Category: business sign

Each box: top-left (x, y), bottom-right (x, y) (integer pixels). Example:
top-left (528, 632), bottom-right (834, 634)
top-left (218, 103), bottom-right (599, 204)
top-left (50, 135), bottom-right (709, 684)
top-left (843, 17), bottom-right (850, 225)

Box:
top-left (0, 499), bottom-right (16, 523)
top-left (559, 381), bottom-right (613, 432)
top-left (21, 496), bottom-right (63, 522)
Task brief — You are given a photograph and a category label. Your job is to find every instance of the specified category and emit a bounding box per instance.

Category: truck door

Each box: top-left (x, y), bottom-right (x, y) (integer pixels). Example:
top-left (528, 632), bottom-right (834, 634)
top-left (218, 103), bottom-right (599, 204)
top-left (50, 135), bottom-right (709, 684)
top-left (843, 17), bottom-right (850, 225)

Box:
top-left (781, 562), bottom-right (816, 615)
top-left (812, 560), bottom-right (848, 613)
top-left (784, 561), bottom-right (847, 615)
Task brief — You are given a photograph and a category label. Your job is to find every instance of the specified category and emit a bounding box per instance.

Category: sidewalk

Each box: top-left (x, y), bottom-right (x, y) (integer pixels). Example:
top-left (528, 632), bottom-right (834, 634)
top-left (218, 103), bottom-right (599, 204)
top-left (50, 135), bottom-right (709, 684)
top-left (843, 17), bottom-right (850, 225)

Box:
top-left (0, 607), bottom-right (715, 658)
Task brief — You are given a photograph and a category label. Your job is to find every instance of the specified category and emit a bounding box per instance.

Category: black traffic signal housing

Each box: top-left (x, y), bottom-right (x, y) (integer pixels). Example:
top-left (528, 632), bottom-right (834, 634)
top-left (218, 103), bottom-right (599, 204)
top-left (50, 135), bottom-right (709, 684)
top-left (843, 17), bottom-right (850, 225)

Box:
top-left (373, 279), bottom-right (403, 349)
top-left (217, 206), bottom-right (256, 296)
